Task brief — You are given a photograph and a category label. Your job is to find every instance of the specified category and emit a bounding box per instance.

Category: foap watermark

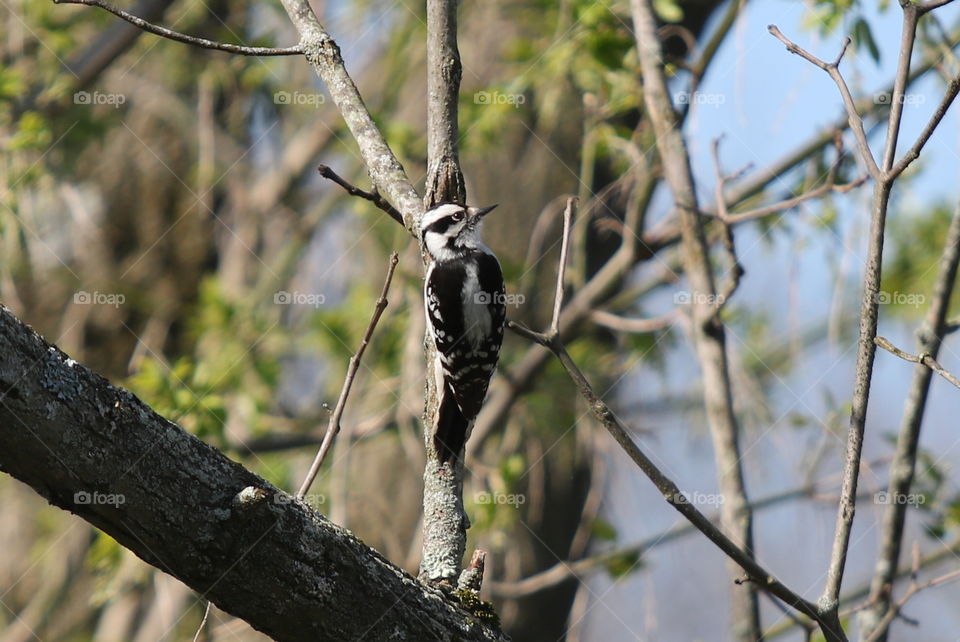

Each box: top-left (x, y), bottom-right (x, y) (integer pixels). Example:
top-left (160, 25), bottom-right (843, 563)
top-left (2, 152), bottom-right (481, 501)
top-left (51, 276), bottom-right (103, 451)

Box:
top-left (474, 291), bottom-right (525, 307)
top-left (674, 291), bottom-right (726, 306)
top-left (74, 490), bottom-right (126, 507)
top-left (475, 491), bottom-right (526, 508)
top-left (74, 90), bottom-right (127, 108)
top-left (672, 490), bottom-right (725, 507)
top-left (274, 90), bottom-right (326, 107)
top-left (474, 90), bottom-right (526, 108)
top-left (274, 290), bottom-right (326, 308)
top-left (275, 492), bottom-right (326, 508)
top-left (875, 290), bottom-right (925, 308)
top-left (74, 291), bottom-right (125, 308)
top-left (874, 491), bottom-right (925, 506)
top-left (674, 91), bottom-right (726, 107)
top-left (874, 92), bottom-right (925, 106)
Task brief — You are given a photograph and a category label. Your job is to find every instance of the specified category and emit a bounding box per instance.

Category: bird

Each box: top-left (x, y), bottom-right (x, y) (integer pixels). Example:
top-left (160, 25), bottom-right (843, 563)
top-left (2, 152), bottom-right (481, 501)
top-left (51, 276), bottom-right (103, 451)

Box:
top-left (420, 202), bottom-right (506, 465)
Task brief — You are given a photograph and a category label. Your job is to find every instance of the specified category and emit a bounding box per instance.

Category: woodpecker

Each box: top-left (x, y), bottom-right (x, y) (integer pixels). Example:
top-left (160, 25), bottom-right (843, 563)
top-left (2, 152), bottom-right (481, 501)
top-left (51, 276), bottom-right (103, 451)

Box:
top-left (421, 203), bottom-right (505, 464)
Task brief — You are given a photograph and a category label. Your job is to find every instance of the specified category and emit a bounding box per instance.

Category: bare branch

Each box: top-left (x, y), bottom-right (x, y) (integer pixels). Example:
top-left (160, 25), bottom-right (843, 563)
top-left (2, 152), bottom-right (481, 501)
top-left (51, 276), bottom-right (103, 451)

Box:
top-left (862, 566), bottom-right (960, 642)
top-left (767, 25), bottom-right (882, 181)
top-left (720, 176), bottom-right (867, 224)
top-left (919, 0), bottom-right (958, 13)
top-left (492, 484), bottom-right (817, 598)
top-left (53, 0), bottom-right (302, 56)
top-left (875, 336), bottom-right (960, 389)
top-left (888, 72), bottom-right (960, 179)
top-left (550, 198), bottom-right (576, 338)
top-left (589, 310), bottom-right (676, 334)
top-left (317, 165), bottom-right (404, 225)
top-left (297, 252), bottom-right (400, 498)
top-left (278, 0), bottom-right (423, 230)
top-left (508, 198), bottom-right (843, 640)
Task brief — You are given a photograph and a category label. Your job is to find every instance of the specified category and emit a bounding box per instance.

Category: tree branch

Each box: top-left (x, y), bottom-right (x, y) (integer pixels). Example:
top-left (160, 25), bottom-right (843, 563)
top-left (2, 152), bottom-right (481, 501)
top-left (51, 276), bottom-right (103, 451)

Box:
top-left (317, 165), bottom-right (404, 225)
top-left (507, 223), bottom-right (845, 642)
top-left (419, 0), bottom-right (470, 585)
top-left (767, 25), bottom-right (882, 181)
top-left (297, 252), bottom-right (399, 498)
top-left (53, 0), bottom-right (303, 56)
top-left (874, 336), bottom-right (960, 389)
top-left (277, 0), bottom-right (423, 231)
top-left (0, 306), bottom-right (506, 641)
top-left (423, 0), bottom-right (466, 207)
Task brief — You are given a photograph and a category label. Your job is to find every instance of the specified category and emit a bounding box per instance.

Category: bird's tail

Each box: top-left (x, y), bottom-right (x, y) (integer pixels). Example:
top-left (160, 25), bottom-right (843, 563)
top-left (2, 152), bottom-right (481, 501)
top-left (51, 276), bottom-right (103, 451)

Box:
top-left (434, 383), bottom-right (468, 465)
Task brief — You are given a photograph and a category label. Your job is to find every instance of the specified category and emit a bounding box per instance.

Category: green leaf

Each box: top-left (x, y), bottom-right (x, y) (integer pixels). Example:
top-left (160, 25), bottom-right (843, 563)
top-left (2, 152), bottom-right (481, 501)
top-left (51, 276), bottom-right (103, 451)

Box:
top-left (653, 0), bottom-right (683, 23)
top-left (853, 18), bottom-right (880, 63)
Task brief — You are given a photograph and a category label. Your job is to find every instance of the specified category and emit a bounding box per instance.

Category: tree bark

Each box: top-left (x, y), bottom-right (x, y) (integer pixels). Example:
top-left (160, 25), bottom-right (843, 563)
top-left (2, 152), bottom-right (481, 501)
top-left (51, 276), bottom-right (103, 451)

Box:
top-left (858, 201), bottom-right (960, 640)
top-left (420, 0), bottom-right (470, 584)
top-left (0, 306), bottom-right (507, 642)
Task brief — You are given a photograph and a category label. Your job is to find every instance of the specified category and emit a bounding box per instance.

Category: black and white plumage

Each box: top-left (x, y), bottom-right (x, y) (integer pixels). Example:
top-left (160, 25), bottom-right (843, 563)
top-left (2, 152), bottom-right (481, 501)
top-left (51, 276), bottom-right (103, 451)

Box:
top-left (421, 203), bottom-right (506, 464)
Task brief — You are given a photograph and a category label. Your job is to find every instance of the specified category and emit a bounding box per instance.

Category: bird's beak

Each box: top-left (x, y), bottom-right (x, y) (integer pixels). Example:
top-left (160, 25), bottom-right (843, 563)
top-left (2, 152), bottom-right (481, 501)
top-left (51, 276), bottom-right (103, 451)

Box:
top-left (468, 204), bottom-right (499, 219)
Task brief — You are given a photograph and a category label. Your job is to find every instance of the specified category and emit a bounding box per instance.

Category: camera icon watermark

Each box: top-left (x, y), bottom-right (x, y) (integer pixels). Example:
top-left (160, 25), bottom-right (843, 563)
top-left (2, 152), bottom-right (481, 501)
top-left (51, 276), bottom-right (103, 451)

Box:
top-left (474, 90), bottom-right (526, 108)
top-left (274, 290), bottom-right (326, 308)
top-left (74, 291), bottom-right (126, 308)
top-left (74, 490), bottom-right (126, 507)
top-left (74, 91), bottom-right (127, 108)
top-left (274, 90), bottom-right (325, 107)
top-left (475, 491), bottom-right (526, 508)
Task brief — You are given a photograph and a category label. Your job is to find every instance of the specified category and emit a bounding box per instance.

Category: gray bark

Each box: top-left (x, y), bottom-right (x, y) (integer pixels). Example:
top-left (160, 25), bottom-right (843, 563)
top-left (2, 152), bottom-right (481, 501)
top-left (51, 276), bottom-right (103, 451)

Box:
top-left (0, 306), bottom-right (507, 642)
top-left (858, 202), bottom-right (960, 640)
top-left (420, 0), bottom-right (469, 584)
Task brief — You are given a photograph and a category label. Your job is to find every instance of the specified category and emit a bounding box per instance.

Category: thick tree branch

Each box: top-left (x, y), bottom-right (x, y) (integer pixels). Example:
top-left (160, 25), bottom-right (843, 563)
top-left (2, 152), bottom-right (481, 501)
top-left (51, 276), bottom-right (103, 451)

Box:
top-left (53, 0), bottom-right (303, 56)
top-left (0, 306), bottom-right (507, 642)
top-left (297, 252), bottom-right (399, 498)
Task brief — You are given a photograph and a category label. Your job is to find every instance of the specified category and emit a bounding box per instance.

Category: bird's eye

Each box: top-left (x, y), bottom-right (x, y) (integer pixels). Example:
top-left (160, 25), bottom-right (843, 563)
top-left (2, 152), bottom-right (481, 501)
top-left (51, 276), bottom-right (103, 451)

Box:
top-left (451, 212), bottom-right (464, 222)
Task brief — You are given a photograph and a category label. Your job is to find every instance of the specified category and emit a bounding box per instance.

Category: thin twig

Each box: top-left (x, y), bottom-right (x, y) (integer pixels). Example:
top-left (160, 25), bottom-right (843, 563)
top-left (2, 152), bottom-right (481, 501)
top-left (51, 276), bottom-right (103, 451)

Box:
top-left (862, 566), bottom-right (960, 642)
top-left (875, 336), bottom-right (960, 389)
top-left (709, 137), bottom-right (746, 319)
top-left (317, 165), bottom-right (404, 224)
top-left (296, 252), bottom-right (400, 498)
top-left (550, 198), bottom-right (576, 338)
top-left (53, 0), bottom-right (302, 56)
top-left (193, 602), bottom-right (212, 642)
top-left (720, 176), bottom-right (867, 224)
top-left (767, 25), bottom-right (882, 181)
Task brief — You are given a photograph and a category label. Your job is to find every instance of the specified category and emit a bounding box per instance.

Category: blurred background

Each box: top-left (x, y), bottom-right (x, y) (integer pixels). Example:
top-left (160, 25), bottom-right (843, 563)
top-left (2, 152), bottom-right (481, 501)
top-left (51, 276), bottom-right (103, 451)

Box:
top-left (3, 0), bottom-right (960, 640)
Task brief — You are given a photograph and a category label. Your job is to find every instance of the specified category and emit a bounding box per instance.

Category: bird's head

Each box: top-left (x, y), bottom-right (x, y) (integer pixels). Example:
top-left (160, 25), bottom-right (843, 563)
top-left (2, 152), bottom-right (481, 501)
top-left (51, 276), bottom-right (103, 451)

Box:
top-left (420, 203), bottom-right (498, 261)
